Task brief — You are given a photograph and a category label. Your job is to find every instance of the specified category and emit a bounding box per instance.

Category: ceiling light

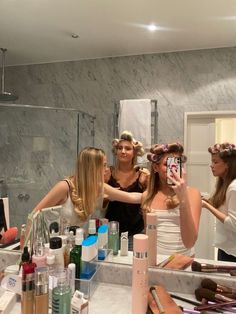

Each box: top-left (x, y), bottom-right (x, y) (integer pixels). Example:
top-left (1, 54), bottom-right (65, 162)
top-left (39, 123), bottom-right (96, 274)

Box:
top-left (71, 34), bottom-right (79, 39)
top-left (147, 24), bottom-right (158, 32)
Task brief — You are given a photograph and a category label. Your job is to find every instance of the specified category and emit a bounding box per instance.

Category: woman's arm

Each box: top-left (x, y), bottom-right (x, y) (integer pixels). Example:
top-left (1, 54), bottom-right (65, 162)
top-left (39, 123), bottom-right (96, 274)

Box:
top-left (178, 187), bottom-right (202, 248)
top-left (170, 168), bottom-right (202, 248)
top-left (202, 199), bottom-right (226, 222)
top-left (32, 181), bottom-right (69, 213)
top-left (203, 187), bottom-right (236, 232)
top-left (104, 183), bottom-right (142, 204)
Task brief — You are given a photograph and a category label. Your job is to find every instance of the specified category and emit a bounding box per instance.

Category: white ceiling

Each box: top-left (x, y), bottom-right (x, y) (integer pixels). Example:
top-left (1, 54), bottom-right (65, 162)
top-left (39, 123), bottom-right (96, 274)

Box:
top-left (1, 0), bottom-right (236, 66)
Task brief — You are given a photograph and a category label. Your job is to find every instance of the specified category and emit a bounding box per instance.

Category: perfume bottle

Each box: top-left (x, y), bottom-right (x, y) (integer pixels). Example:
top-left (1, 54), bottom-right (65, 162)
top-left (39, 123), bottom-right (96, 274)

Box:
top-left (52, 271), bottom-right (71, 314)
top-left (132, 234), bottom-right (149, 314)
top-left (145, 213), bottom-right (157, 266)
top-left (70, 228), bottom-right (83, 279)
top-left (108, 221), bottom-right (119, 255)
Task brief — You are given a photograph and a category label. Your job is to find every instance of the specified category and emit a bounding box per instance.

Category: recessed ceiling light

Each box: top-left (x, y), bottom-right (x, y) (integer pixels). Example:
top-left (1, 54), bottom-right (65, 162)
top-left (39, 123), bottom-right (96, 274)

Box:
top-left (71, 34), bottom-right (79, 39)
top-left (147, 24), bottom-right (158, 32)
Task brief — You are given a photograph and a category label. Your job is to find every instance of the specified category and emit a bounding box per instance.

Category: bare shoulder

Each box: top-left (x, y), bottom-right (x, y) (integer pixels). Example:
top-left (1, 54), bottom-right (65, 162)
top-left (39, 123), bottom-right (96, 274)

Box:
top-left (52, 180), bottom-right (70, 194)
top-left (187, 186), bottom-right (201, 204)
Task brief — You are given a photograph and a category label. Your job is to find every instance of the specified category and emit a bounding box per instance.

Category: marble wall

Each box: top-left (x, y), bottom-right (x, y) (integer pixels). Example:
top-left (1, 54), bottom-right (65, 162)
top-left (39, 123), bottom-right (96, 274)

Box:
top-left (6, 46), bottom-right (236, 155)
top-left (2, 46), bottom-right (236, 227)
top-left (0, 106), bottom-right (94, 228)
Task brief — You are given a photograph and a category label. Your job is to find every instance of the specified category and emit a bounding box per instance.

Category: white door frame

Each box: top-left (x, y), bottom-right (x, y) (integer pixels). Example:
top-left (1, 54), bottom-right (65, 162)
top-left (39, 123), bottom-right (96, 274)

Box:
top-left (184, 110), bottom-right (236, 148)
top-left (184, 110), bottom-right (236, 259)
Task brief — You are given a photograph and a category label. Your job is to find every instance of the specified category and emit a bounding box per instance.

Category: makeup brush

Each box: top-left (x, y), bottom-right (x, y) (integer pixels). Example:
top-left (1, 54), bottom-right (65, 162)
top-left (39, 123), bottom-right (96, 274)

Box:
top-left (195, 287), bottom-right (235, 303)
top-left (191, 261), bottom-right (236, 273)
top-left (201, 278), bottom-right (236, 294)
top-left (195, 300), bottom-right (236, 312)
top-left (170, 293), bottom-right (201, 306)
top-left (150, 287), bottom-right (165, 314)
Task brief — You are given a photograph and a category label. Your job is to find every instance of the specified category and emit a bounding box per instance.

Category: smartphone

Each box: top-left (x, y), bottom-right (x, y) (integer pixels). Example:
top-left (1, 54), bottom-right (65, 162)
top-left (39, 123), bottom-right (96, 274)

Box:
top-left (166, 156), bottom-right (182, 185)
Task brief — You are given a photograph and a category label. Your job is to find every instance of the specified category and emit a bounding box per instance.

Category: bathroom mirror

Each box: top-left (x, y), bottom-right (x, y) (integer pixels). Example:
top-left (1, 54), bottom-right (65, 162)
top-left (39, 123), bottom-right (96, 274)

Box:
top-left (0, 104), bottom-right (234, 279)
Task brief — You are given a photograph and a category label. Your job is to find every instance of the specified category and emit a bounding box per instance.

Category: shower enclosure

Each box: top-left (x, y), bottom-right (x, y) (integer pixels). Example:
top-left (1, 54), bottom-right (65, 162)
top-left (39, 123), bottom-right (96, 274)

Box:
top-left (0, 104), bottom-right (95, 230)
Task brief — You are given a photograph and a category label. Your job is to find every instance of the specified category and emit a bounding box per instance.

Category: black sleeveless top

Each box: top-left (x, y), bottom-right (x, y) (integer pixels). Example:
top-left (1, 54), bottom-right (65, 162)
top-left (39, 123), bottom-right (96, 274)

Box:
top-left (105, 171), bottom-right (145, 236)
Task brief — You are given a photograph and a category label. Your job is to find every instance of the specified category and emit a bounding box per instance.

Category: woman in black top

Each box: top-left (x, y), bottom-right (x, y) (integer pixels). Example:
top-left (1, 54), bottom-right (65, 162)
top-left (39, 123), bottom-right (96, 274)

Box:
top-left (105, 131), bottom-right (149, 250)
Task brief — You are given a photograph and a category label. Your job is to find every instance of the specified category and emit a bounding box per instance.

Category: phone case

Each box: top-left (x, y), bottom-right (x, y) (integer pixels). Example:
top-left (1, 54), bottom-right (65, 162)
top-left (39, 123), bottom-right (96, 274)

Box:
top-left (166, 157), bottom-right (182, 185)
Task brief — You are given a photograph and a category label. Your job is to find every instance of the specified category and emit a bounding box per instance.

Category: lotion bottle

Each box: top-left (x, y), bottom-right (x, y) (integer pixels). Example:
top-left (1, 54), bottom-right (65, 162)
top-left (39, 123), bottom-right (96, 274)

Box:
top-left (132, 234), bottom-right (148, 314)
top-left (145, 213), bottom-right (157, 266)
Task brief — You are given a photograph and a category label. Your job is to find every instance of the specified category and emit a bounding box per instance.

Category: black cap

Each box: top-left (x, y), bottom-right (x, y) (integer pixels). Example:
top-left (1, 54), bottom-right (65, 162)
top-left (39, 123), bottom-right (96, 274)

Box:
top-left (49, 237), bottom-right (62, 249)
top-left (69, 226), bottom-right (79, 235)
top-left (21, 246), bottom-right (30, 262)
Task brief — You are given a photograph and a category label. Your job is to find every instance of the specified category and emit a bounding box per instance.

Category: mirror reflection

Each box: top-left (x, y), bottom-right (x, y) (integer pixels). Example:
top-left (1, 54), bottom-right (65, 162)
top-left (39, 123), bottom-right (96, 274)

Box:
top-left (0, 104), bottom-right (236, 278)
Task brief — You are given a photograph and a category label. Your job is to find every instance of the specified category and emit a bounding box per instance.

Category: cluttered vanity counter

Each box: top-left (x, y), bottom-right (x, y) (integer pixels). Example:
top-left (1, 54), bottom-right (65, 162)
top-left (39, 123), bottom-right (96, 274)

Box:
top-left (1, 249), bottom-right (236, 313)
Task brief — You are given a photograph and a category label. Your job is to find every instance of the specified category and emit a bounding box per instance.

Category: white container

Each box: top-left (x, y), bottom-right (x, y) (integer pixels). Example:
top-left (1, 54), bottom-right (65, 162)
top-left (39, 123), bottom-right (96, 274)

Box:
top-left (146, 213), bottom-right (157, 266)
top-left (49, 237), bottom-right (64, 269)
top-left (132, 234), bottom-right (148, 314)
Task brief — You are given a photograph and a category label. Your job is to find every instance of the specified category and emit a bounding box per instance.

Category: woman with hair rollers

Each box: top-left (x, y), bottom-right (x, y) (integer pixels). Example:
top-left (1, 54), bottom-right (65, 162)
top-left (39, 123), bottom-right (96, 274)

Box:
top-left (202, 142), bottom-right (236, 262)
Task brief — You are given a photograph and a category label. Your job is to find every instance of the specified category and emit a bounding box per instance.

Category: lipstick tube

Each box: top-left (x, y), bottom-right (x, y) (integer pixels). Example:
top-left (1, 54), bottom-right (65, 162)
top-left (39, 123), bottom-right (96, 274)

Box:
top-left (132, 234), bottom-right (149, 314)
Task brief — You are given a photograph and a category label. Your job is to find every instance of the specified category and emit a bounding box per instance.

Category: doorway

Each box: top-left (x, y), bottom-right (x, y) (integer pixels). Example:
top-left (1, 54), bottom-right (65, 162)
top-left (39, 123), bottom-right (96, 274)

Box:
top-left (184, 111), bottom-right (236, 260)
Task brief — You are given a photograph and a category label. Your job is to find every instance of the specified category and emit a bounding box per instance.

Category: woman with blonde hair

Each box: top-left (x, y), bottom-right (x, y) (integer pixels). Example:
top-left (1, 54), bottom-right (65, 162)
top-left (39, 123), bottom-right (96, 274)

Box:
top-left (202, 142), bottom-right (236, 262)
top-left (30, 147), bottom-right (107, 229)
top-left (105, 130), bottom-right (149, 249)
top-left (104, 142), bottom-right (202, 256)
top-left (142, 143), bottom-right (202, 256)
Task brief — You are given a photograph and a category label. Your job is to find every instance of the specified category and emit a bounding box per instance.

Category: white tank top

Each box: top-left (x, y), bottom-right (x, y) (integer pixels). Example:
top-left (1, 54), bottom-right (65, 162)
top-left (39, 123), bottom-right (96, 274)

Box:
top-left (60, 195), bottom-right (83, 227)
top-left (152, 207), bottom-right (194, 256)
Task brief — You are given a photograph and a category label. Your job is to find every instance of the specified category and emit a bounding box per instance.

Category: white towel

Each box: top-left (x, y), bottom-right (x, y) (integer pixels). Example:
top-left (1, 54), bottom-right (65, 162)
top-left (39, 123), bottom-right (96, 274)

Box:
top-left (2, 198), bottom-right (9, 228)
top-left (118, 99), bottom-right (152, 150)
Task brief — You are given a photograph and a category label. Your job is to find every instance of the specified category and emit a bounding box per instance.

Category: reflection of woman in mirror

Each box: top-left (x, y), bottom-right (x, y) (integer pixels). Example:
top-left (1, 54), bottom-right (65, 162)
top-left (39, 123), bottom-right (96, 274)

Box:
top-left (202, 143), bottom-right (236, 262)
top-left (142, 143), bottom-right (201, 256)
top-left (28, 147), bottom-right (107, 229)
top-left (104, 143), bottom-right (202, 256)
top-left (104, 131), bottom-right (149, 250)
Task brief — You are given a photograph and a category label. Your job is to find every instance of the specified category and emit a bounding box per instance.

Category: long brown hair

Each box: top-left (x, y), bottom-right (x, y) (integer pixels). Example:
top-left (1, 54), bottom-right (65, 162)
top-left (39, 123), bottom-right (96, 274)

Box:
top-left (208, 143), bottom-right (236, 207)
top-left (66, 147), bottom-right (105, 221)
top-left (142, 143), bottom-right (186, 212)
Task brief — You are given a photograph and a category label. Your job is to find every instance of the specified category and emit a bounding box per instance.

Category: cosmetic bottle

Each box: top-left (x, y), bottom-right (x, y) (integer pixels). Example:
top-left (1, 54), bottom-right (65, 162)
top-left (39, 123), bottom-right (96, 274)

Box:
top-left (49, 237), bottom-right (64, 269)
top-left (68, 230), bottom-right (75, 248)
top-left (88, 219), bottom-right (96, 236)
top-left (68, 263), bottom-right (75, 295)
top-left (97, 224), bottom-right (108, 260)
top-left (70, 228), bottom-right (84, 279)
top-left (71, 290), bottom-right (89, 314)
top-left (108, 221), bottom-right (119, 255)
top-left (32, 237), bottom-right (47, 267)
top-left (145, 212), bottom-right (157, 266)
top-left (52, 271), bottom-right (71, 314)
top-left (120, 231), bottom-right (128, 256)
top-left (80, 235), bottom-right (98, 279)
top-left (21, 259), bottom-right (37, 314)
top-left (132, 234), bottom-right (149, 314)
top-left (20, 224), bottom-right (26, 250)
top-left (35, 267), bottom-right (49, 314)
top-left (19, 246), bottom-right (30, 272)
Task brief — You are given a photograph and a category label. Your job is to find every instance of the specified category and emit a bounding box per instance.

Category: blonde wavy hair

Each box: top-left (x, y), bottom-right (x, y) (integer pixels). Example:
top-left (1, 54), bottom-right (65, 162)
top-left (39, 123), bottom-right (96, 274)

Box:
top-left (66, 147), bottom-right (105, 221)
top-left (208, 142), bottom-right (236, 208)
top-left (112, 130), bottom-right (145, 166)
top-left (142, 143), bottom-right (187, 211)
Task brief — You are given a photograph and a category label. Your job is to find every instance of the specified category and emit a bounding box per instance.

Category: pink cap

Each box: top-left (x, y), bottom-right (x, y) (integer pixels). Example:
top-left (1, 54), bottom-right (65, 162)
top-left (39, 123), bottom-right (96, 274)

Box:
top-left (133, 234), bottom-right (148, 253)
top-left (146, 213), bottom-right (158, 225)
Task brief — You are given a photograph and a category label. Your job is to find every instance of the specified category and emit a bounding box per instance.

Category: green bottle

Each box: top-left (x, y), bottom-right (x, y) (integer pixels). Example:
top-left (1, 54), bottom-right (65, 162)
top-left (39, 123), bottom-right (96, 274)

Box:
top-left (52, 277), bottom-right (71, 314)
top-left (69, 228), bottom-right (84, 278)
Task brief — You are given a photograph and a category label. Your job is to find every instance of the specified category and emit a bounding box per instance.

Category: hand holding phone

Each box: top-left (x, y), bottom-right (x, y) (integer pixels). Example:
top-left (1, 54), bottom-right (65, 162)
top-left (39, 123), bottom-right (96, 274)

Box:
top-left (166, 157), bottom-right (182, 185)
